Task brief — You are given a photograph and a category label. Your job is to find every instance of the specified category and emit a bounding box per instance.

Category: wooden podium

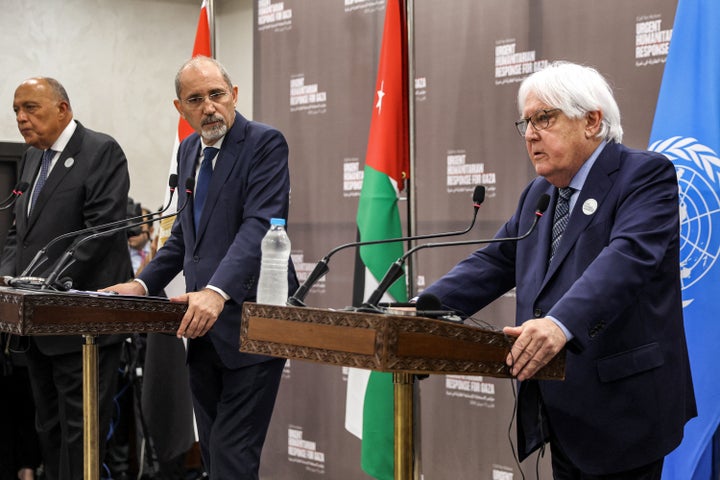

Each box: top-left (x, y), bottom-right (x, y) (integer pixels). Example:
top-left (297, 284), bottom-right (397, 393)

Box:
top-left (240, 303), bottom-right (565, 479)
top-left (0, 286), bottom-right (186, 480)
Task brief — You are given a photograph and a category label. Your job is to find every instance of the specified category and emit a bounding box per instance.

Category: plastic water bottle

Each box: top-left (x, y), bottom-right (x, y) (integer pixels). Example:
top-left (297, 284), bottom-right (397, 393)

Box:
top-left (257, 218), bottom-right (291, 305)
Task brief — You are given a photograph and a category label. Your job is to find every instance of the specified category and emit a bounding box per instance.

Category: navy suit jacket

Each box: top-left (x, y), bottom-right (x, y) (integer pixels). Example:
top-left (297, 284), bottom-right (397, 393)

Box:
top-left (0, 122), bottom-right (133, 355)
top-left (139, 112), bottom-right (298, 368)
top-left (423, 142), bottom-right (696, 474)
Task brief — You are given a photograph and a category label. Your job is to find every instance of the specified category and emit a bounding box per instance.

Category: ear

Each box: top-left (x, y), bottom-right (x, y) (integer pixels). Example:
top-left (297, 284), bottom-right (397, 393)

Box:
top-left (585, 110), bottom-right (603, 138)
top-left (173, 98), bottom-right (185, 118)
top-left (57, 100), bottom-right (71, 119)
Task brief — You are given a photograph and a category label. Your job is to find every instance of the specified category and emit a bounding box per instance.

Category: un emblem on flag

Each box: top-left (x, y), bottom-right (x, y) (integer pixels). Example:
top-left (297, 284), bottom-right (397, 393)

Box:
top-left (650, 137), bottom-right (720, 305)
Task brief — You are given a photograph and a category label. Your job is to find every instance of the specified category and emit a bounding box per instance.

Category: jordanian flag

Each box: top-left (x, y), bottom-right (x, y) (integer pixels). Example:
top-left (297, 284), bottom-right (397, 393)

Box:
top-left (158, 0), bottom-right (212, 249)
top-left (345, 1), bottom-right (409, 479)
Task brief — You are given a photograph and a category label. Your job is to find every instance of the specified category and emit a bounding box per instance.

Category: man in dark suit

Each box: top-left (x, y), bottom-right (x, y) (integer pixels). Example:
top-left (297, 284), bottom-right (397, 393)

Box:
top-left (2, 77), bottom-right (132, 479)
top-left (422, 62), bottom-right (696, 479)
top-left (104, 56), bottom-right (298, 479)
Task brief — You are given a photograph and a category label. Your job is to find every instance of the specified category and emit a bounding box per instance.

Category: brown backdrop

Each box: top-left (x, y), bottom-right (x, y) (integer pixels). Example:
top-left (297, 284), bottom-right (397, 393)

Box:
top-left (253, 1), bottom-right (677, 478)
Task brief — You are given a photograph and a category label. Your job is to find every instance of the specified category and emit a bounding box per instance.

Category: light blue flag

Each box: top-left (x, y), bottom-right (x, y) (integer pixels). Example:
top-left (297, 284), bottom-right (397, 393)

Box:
top-left (649, 1), bottom-right (720, 478)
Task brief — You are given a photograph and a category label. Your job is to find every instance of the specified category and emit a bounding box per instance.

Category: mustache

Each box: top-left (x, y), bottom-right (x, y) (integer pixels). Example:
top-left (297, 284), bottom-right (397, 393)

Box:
top-left (201, 115), bottom-right (224, 126)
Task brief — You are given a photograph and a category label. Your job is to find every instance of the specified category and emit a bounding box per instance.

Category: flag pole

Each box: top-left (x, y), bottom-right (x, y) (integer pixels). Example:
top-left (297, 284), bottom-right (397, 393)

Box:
top-left (405, 0), bottom-right (417, 300)
top-left (394, 5), bottom-right (416, 480)
top-left (207, 0), bottom-right (216, 58)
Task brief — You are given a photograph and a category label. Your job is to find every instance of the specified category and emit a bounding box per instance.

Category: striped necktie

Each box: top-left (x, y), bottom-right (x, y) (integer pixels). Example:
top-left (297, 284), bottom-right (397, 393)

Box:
top-left (549, 187), bottom-right (574, 263)
top-left (30, 149), bottom-right (54, 213)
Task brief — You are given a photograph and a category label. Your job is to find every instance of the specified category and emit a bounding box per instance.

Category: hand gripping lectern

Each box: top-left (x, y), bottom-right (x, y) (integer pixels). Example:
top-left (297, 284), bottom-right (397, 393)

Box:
top-left (0, 286), bottom-right (186, 480)
top-left (240, 303), bottom-right (565, 480)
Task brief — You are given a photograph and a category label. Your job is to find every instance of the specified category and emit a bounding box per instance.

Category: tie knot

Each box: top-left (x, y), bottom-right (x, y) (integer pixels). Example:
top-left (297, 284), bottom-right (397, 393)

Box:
top-left (203, 147), bottom-right (218, 163)
top-left (558, 187), bottom-right (574, 201)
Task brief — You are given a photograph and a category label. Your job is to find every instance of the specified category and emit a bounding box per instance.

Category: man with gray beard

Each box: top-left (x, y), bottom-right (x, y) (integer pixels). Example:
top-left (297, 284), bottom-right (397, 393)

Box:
top-left (103, 56), bottom-right (298, 479)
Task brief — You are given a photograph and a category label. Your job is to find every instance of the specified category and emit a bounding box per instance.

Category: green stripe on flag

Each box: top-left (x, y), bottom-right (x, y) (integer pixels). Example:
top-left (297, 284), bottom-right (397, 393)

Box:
top-left (357, 166), bottom-right (407, 303)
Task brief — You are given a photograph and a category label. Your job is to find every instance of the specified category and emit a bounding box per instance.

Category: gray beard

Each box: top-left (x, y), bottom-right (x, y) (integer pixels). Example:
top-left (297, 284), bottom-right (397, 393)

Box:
top-left (202, 122), bottom-right (227, 142)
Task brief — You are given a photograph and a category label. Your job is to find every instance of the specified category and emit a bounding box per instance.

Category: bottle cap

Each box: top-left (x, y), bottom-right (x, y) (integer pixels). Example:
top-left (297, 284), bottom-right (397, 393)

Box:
top-left (270, 218), bottom-right (286, 226)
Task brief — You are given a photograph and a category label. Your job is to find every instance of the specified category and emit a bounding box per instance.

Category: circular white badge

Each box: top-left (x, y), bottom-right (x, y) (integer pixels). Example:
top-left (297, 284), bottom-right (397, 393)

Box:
top-left (64, 157), bottom-right (75, 168)
top-left (582, 198), bottom-right (597, 215)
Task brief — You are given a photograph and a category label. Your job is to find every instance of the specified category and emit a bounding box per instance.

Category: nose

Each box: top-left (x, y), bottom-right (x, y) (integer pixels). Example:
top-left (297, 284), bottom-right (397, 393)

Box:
top-left (524, 123), bottom-right (539, 141)
top-left (201, 98), bottom-right (217, 114)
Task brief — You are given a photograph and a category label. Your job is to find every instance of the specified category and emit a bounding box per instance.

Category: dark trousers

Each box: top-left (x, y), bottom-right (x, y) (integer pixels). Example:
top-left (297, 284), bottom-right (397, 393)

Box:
top-left (25, 340), bottom-right (122, 480)
top-left (188, 337), bottom-right (285, 480)
top-left (0, 365), bottom-right (41, 480)
top-left (551, 438), bottom-right (664, 480)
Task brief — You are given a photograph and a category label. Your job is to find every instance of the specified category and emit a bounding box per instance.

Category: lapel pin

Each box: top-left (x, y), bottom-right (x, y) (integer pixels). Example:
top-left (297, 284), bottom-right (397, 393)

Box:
top-left (582, 198), bottom-right (598, 215)
top-left (64, 157), bottom-right (75, 168)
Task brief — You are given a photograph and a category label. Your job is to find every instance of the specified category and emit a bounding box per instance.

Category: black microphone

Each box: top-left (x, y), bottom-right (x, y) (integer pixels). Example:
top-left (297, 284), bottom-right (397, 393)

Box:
top-left (20, 174), bottom-right (179, 277)
top-left (413, 292), bottom-right (463, 323)
top-left (35, 177), bottom-right (194, 290)
top-left (363, 193), bottom-right (551, 308)
top-left (287, 185), bottom-right (486, 306)
top-left (0, 182), bottom-right (30, 210)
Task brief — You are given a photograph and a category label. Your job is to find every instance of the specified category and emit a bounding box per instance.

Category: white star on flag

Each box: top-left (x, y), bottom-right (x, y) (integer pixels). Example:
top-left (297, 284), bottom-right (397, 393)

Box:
top-left (375, 80), bottom-right (385, 115)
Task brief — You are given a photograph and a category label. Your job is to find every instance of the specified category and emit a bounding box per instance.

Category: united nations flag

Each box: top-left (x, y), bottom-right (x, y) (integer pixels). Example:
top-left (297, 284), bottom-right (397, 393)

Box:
top-left (649, 1), bottom-right (720, 478)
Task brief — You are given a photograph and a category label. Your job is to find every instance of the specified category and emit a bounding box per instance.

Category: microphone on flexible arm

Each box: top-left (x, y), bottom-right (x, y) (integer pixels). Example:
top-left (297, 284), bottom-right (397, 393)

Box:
top-left (34, 177), bottom-right (194, 291)
top-left (0, 182), bottom-right (30, 210)
top-left (287, 185), bottom-right (486, 307)
top-left (362, 193), bottom-right (551, 309)
top-left (18, 174), bottom-right (179, 279)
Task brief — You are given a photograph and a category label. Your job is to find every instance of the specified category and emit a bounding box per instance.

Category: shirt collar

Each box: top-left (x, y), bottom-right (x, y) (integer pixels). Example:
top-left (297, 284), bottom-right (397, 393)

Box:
top-left (49, 119), bottom-right (77, 153)
top-left (569, 140), bottom-right (607, 192)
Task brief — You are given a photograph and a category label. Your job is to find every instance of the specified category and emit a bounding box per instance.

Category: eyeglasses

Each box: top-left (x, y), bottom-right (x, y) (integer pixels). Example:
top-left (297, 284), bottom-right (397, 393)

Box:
top-left (514, 108), bottom-right (561, 136)
top-left (182, 91), bottom-right (230, 109)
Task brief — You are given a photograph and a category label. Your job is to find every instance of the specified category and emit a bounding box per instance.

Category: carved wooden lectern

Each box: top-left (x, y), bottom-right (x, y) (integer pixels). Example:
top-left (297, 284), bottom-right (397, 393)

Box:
top-left (240, 303), bottom-right (565, 480)
top-left (0, 286), bottom-right (186, 480)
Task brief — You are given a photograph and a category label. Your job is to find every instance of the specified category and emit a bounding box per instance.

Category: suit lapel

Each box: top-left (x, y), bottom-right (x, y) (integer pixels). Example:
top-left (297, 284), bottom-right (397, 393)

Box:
top-left (25, 125), bottom-right (83, 232)
top-left (15, 149), bottom-right (42, 234)
top-left (181, 136), bottom-right (201, 246)
top-left (194, 113), bottom-right (246, 242)
top-left (530, 183), bottom-right (556, 290)
top-left (540, 143), bottom-right (620, 287)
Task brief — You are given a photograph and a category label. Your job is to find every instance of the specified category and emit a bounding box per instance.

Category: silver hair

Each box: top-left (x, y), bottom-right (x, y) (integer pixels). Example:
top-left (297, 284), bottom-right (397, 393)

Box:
top-left (517, 61), bottom-right (623, 143)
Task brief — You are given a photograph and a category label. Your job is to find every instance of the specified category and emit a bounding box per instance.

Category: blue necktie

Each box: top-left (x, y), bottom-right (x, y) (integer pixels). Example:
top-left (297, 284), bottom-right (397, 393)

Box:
top-left (194, 147), bottom-right (218, 232)
top-left (550, 187), bottom-right (574, 263)
top-left (31, 149), bottom-right (54, 213)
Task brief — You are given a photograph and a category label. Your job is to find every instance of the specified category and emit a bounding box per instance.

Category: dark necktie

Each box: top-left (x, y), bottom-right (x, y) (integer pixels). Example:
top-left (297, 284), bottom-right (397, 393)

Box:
top-left (550, 187), bottom-right (574, 263)
top-left (194, 147), bottom-right (218, 232)
top-left (31, 149), bottom-right (54, 213)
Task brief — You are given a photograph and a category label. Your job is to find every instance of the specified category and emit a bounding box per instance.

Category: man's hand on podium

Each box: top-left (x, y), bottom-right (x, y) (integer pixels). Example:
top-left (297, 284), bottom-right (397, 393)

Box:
top-left (172, 288), bottom-right (224, 339)
top-left (503, 318), bottom-right (567, 381)
top-left (99, 280), bottom-right (146, 297)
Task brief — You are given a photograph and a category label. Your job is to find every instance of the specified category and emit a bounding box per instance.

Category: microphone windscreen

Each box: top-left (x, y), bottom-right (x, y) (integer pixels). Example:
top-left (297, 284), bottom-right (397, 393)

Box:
top-left (473, 185), bottom-right (486, 206)
top-left (185, 177), bottom-right (195, 192)
top-left (536, 194), bottom-right (550, 213)
top-left (416, 292), bottom-right (443, 312)
top-left (168, 174), bottom-right (179, 189)
top-left (16, 181), bottom-right (30, 193)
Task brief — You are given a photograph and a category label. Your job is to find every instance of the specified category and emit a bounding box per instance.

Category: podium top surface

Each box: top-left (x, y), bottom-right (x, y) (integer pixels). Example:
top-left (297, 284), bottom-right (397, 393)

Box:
top-left (0, 286), bottom-right (186, 336)
top-left (241, 303), bottom-right (565, 380)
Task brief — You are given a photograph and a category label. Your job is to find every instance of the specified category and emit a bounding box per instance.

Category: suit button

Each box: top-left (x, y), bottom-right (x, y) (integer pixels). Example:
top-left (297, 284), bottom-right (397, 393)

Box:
top-left (533, 308), bottom-right (543, 318)
top-left (193, 256), bottom-right (199, 262)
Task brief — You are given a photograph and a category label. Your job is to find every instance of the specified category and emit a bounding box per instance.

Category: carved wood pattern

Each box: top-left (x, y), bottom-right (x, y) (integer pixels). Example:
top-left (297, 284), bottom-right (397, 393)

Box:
top-left (241, 303), bottom-right (565, 379)
top-left (0, 287), bottom-right (186, 336)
